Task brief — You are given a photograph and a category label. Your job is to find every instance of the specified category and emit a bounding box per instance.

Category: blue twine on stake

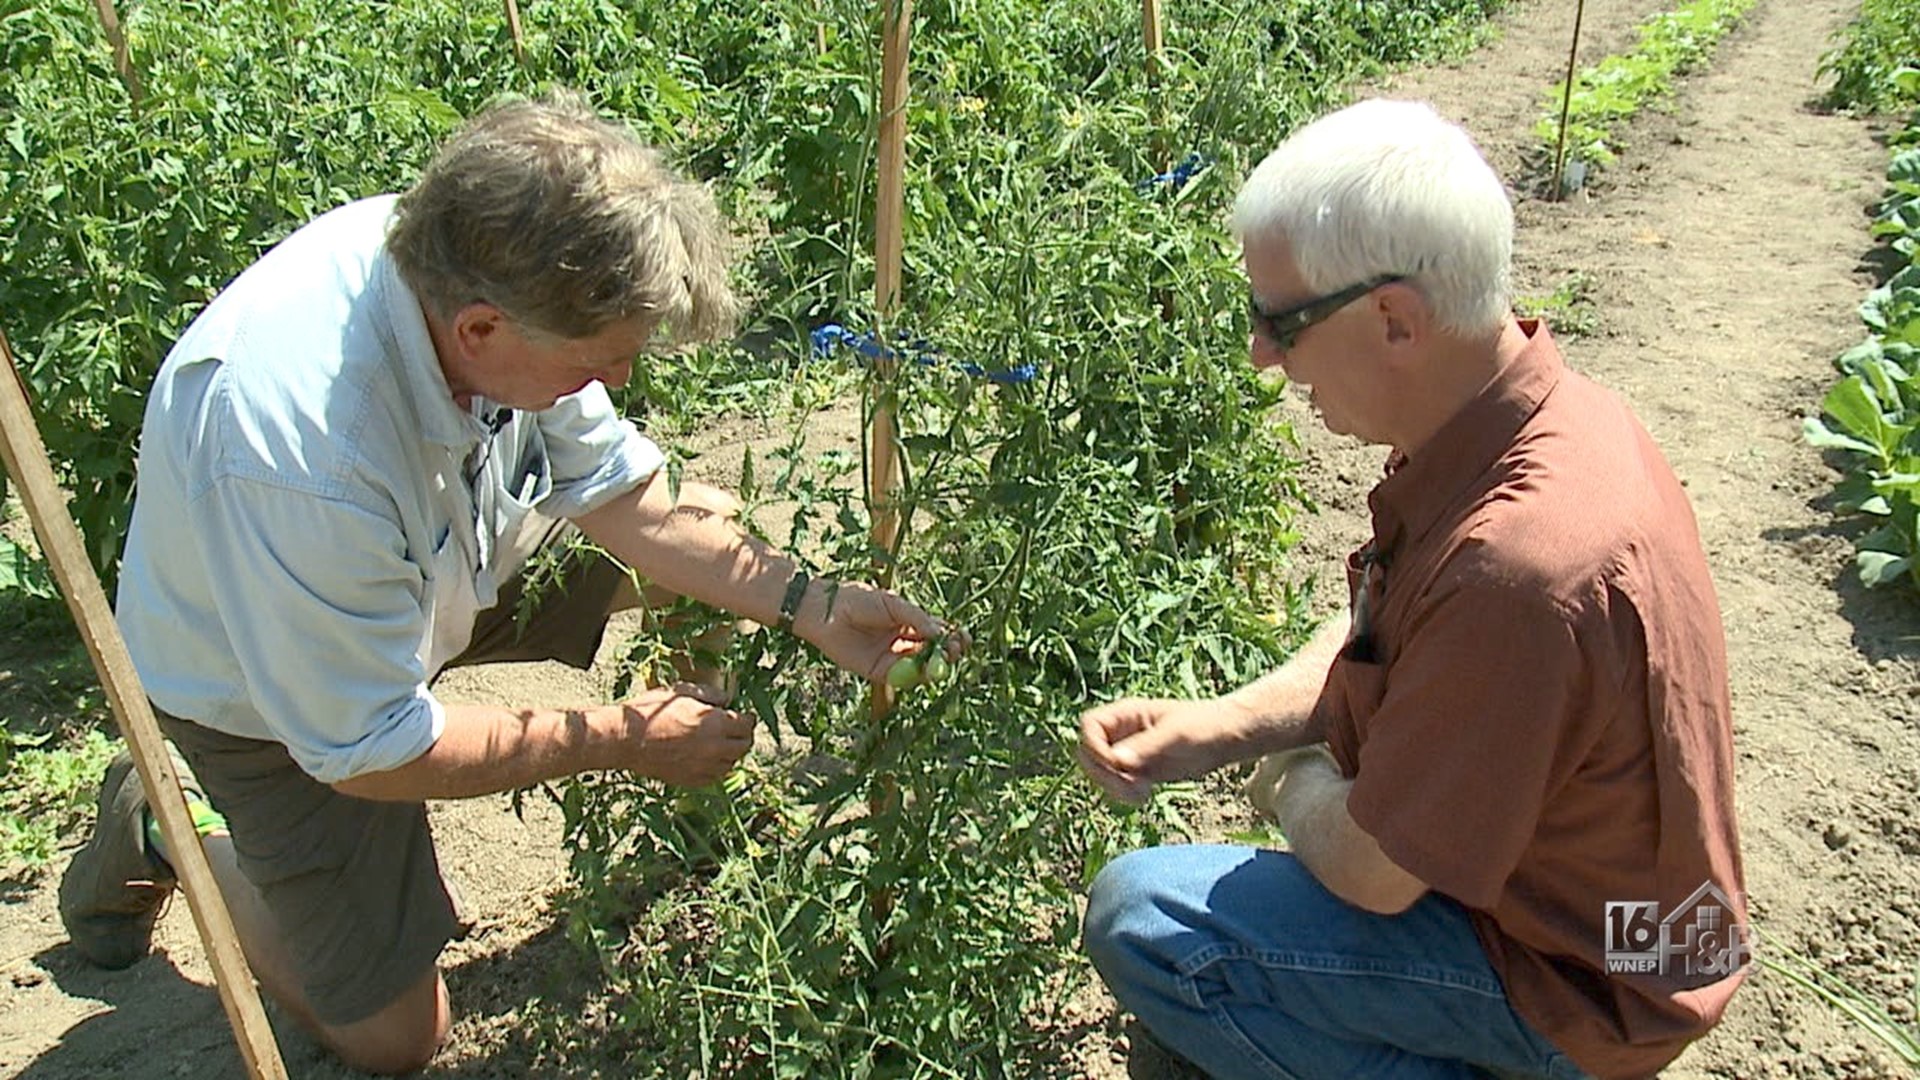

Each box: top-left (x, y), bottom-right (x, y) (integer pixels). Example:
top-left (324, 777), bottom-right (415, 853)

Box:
top-left (809, 324), bottom-right (1040, 385)
top-left (1135, 151), bottom-right (1208, 194)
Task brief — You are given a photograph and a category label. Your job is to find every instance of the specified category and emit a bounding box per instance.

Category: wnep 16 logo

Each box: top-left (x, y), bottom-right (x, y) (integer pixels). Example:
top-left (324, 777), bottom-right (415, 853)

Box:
top-left (1604, 882), bottom-right (1752, 977)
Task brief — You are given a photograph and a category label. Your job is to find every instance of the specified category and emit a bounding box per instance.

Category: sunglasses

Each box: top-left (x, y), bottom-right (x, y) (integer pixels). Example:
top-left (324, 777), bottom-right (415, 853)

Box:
top-left (1249, 274), bottom-right (1405, 352)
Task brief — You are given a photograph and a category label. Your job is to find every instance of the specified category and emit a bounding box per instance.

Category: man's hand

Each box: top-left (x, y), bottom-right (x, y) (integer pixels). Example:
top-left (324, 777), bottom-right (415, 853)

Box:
top-left (796, 579), bottom-right (970, 684)
top-left (614, 682), bottom-right (756, 787)
top-left (1245, 745), bottom-right (1338, 822)
top-left (1245, 746), bottom-right (1429, 914)
top-left (1077, 697), bottom-right (1263, 804)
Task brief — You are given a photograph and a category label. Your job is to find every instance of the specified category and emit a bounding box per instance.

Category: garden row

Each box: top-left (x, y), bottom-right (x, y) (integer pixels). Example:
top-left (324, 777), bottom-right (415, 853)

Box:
top-left (1803, 0), bottom-right (1920, 592)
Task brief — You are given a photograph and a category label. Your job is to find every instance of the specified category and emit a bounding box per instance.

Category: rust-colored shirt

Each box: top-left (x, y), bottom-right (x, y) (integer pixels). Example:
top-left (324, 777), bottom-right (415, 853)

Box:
top-left (1313, 321), bottom-right (1746, 1080)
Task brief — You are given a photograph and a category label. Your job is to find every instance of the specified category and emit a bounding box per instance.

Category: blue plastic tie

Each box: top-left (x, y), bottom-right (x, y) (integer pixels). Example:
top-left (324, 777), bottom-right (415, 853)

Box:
top-left (809, 324), bottom-right (1039, 385)
top-left (1135, 151), bottom-right (1207, 195)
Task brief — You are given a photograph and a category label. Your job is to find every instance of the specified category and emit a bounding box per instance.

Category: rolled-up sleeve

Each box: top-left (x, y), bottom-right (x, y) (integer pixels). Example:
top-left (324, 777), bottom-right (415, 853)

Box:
top-left (536, 384), bottom-right (664, 519)
top-left (193, 475), bottom-right (445, 784)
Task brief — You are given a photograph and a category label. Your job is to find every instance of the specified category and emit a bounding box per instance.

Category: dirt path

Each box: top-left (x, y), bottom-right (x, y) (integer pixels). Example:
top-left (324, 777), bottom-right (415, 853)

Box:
top-left (3, 0), bottom-right (1915, 1076)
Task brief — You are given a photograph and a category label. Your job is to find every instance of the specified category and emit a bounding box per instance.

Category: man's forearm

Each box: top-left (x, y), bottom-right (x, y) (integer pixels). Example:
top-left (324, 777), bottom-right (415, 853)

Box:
top-left (331, 702), bottom-right (620, 801)
top-left (1222, 611), bottom-right (1350, 753)
top-left (1275, 757), bottom-right (1427, 915)
top-left (575, 475), bottom-right (825, 638)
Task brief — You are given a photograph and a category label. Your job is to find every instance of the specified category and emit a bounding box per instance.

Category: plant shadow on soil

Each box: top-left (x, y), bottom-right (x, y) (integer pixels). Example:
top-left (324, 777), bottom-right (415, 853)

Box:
top-left (1765, 490), bottom-right (1920, 666)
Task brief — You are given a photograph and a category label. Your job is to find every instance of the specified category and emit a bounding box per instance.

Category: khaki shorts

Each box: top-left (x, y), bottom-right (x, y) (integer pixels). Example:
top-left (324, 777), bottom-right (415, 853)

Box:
top-left (157, 537), bottom-right (628, 1026)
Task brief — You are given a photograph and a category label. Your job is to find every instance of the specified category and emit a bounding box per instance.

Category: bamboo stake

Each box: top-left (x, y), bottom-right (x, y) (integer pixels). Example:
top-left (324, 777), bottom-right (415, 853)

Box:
top-left (869, 0), bottom-right (911, 567)
top-left (1142, 0), bottom-right (1164, 82)
top-left (503, 0), bottom-right (527, 64)
top-left (1551, 0), bottom-right (1588, 200)
top-left (0, 327), bottom-right (287, 1080)
top-left (865, 0), bottom-right (913, 943)
top-left (89, 0), bottom-right (142, 106)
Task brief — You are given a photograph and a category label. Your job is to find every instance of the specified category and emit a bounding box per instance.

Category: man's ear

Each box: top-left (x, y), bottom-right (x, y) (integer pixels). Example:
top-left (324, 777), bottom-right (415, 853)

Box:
top-left (1377, 281), bottom-right (1429, 348)
top-left (451, 302), bottom-right (508, 358)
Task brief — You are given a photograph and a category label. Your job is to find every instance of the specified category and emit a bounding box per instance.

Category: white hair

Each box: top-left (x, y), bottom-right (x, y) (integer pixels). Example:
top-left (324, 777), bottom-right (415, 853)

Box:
top-left (1232, 98), bottom-right (1513, 336)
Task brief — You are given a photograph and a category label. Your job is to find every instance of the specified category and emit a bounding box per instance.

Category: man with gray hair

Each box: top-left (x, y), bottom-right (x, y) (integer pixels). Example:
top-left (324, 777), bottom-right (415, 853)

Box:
top-left (1077, 98), bottom-right (1746, 1079)
top-left (60, 93), bottom-right (960, 1074)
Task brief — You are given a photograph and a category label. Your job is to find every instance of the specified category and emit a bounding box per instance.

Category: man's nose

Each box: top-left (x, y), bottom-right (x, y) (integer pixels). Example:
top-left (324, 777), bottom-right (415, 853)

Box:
top-left (1249, 334), bottom-right (1286, 372)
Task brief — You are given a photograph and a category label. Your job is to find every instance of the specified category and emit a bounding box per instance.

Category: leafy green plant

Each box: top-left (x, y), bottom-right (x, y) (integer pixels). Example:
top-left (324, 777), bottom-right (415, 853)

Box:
top-left (1806, 137), bottom-right (1920, 589)
top-left (1819, 0), bottom-right (1920, 114)
top-left (0, 727), bottom-right (117, 880)
top-left (0, 537), bottom-right (54, 598)
top-left (1535, 0), bottom-right (1757, 181)
top-left (1516, 272), bottom-right (1600, 339)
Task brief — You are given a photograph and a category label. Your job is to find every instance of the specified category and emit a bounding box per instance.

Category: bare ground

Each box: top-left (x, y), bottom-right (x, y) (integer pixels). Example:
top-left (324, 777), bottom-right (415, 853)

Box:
top-left (3, 0), bottom-right (1917, 1075)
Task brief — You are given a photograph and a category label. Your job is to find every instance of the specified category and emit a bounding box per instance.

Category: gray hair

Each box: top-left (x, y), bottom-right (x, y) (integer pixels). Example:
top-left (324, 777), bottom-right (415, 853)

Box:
top-left (1233, 99), bottom-right (1512, 336)
top-left (388, 91), bottom-right (737, 344)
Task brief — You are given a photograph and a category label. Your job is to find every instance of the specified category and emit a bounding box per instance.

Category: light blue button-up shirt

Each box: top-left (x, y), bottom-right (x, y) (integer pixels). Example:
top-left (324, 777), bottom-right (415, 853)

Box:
top-left (116, 196), bottom-right (664, 784)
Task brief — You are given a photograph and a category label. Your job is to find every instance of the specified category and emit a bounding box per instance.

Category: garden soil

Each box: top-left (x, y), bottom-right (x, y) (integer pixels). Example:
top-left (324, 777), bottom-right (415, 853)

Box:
top-left (2, 0), bottom-right (1916, 1076)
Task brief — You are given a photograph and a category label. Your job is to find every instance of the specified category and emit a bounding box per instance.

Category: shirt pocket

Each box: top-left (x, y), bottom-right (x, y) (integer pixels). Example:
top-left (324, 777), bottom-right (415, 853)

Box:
top-left (503, 437), bottom-right (553, 512)
top-left (1322, 652), bottom-right (1388, 776)
top-left (485, 435), bottom-right (556, 585)
top-left (419, 521), bottom-right (482, 674)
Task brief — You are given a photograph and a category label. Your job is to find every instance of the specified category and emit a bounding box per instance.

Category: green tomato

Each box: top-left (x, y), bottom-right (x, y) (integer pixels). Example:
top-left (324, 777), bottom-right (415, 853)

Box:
top-left (923, 654), bottom-right (952, 684)
top-left (886, 655), bottom-right (923, 690)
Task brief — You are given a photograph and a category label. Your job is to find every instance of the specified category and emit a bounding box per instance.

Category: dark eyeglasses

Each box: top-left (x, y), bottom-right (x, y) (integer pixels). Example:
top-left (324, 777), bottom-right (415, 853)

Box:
top-left (1249, 274), bottom-right (1404, 352)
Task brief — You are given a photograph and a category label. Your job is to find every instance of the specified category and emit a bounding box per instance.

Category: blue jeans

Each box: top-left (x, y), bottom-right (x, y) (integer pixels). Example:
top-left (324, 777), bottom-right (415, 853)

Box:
top-left (1084, 845), bottom-right (1591, 1080)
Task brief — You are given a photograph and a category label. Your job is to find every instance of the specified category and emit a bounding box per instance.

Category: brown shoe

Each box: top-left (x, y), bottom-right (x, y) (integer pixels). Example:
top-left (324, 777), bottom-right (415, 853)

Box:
top-left (57, 747), bottom-right (194, 969)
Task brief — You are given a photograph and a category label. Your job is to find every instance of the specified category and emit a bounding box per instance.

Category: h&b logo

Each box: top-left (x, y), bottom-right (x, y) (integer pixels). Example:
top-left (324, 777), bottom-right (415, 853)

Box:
top-left (1604, 882), bottom-right (1750, 978)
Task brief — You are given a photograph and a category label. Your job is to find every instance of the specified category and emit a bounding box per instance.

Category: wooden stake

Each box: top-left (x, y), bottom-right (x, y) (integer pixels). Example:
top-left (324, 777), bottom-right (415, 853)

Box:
top-left (865, 0), bottom-right (913, 942)
top-left (90, 0), bottom-right (142, 106)
top-left (869, 0), bottom-right (912, 566)
top-left (503, 0), bottom-right (527, 64)
top-left (1551, 0), bottom-right (1587, 201)
top-left (1142, 0), bottom-right (1164, 82)
top-left (0, 327), bottom-right (287, 1080)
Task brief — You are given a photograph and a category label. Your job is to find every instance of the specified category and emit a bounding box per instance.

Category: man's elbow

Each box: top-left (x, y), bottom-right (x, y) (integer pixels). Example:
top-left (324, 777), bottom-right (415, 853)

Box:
top-left (330, 773), bottom-right (385, 800)
top-left (330, 768), bottom-right (413, 801)
top-left (1348, 878), bottom-right (1428, 915)
top-left (1323, 858), bottom-right (1429, 915)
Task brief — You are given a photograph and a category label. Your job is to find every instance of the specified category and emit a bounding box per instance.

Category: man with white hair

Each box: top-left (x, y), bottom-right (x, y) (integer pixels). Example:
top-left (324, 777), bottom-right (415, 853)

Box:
top-left (1077, 99), bottom-right (1746, 1079)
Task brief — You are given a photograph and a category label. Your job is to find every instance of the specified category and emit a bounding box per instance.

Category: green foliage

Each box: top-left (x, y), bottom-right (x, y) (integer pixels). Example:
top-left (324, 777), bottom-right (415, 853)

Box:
top-left (0, 534), bottom-right (55, 600)
top-left (1535, 0), bottom-right (1757, 178)
top-left (0, 0), bottom-right (1501, 584)
top-left (1806, 117), bottom-right (1920, 590)
top-left (1516, 272), bottom-right (1600, 339)
top-left (0, 726), bottom-right (117, 879)
top-left (0, 501), bottom-right (117, 882)
top-left (1819, 0), bottom-right (1920, 114)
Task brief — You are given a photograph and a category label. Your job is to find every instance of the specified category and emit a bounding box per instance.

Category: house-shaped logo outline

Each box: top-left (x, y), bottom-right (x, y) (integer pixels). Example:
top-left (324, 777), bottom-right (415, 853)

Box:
top-left (1658, 880), bottom-right (1750, 978)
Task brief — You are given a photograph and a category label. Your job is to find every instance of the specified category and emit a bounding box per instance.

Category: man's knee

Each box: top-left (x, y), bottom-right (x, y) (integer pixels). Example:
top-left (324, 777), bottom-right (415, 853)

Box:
top-left (1084, 848), bottom-right (1175, 975)
top-left (322, 967), bottom-right (450, 1076)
